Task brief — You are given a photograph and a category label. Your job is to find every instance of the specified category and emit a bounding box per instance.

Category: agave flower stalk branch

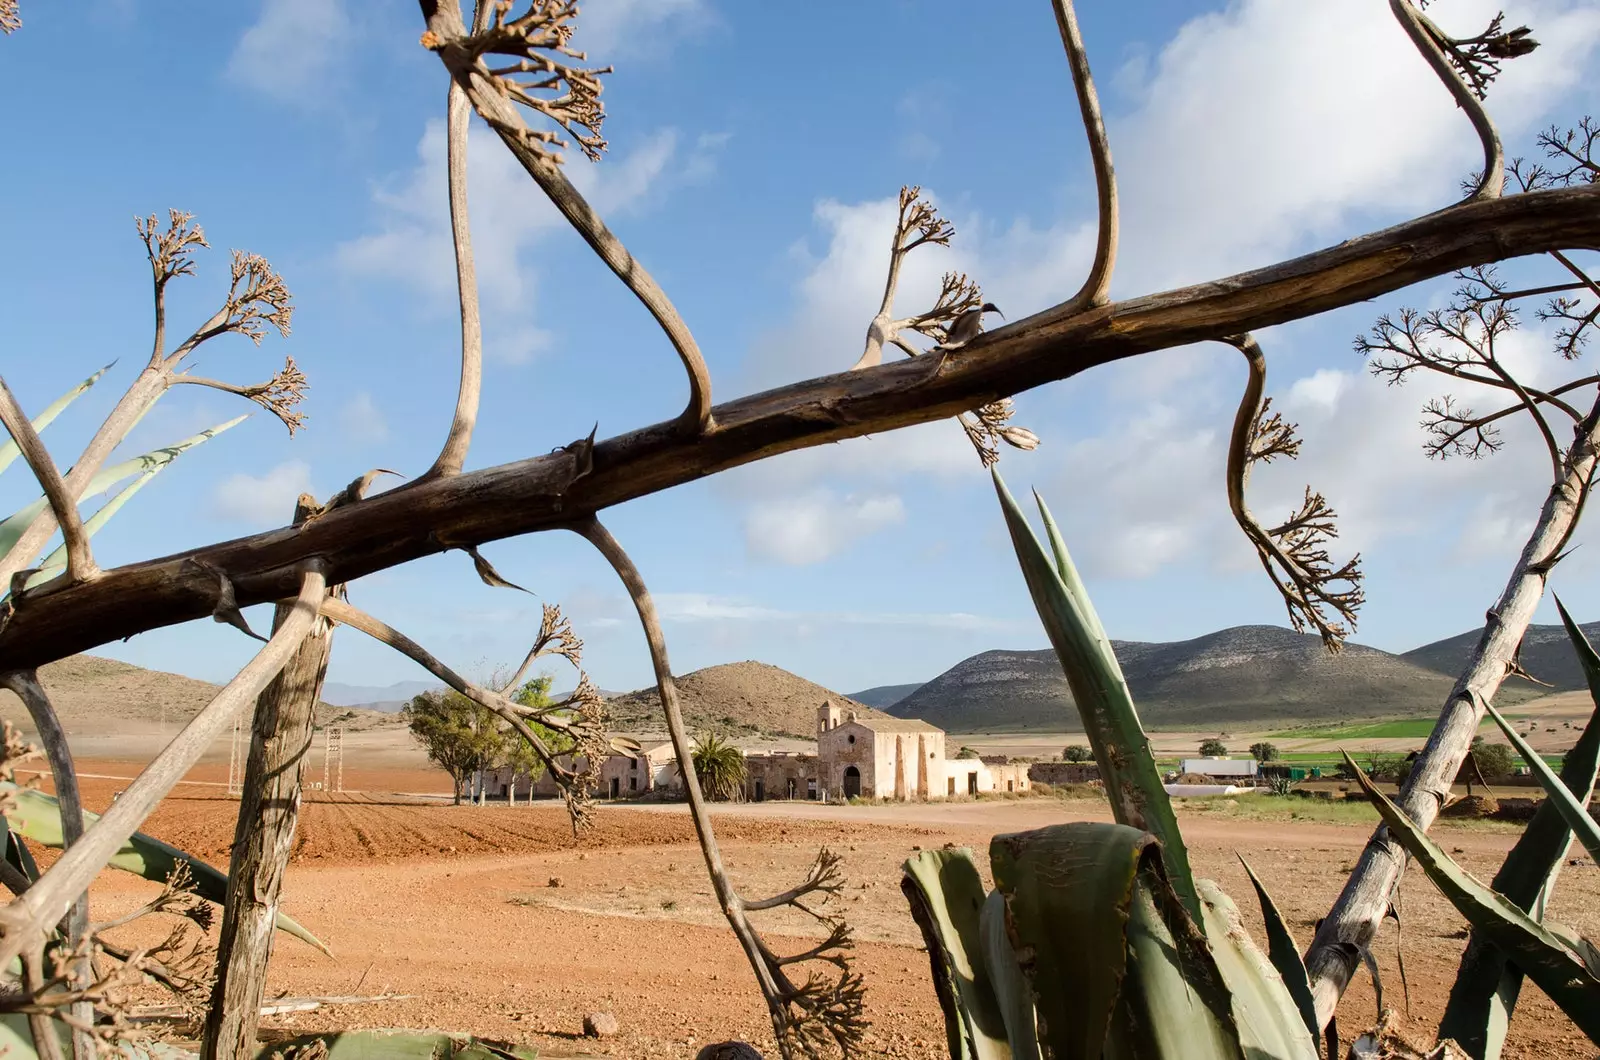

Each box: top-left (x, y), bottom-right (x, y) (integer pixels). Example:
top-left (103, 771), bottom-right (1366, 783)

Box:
top-left (316, 596), bottom-right (603, 828)
top-left (1051, 0), bottom-right (1116, 311)
top-left (0, 671), bottom-right (92, 1059)
top-left (0, 212), bottom-right (295, 592)
top-left (424, 58), bottom-right (486, 479)
top-left (1224, 334), bottom-right (1363, 649)
top-left (417, 0), bottom-right (712, 435)
top-left (574, 517), bottom-right (865, 1057)
top-left (0, 379), bottom-right (97, 584)
top-left (0, 564), bottom-right (325, 975)
top-left (1390, 0), bottom-right (1506, 200)
top-left (1305, 398), bottom-right (1600, 1026)
top-left (5, 182), bottom-right (1600, 669)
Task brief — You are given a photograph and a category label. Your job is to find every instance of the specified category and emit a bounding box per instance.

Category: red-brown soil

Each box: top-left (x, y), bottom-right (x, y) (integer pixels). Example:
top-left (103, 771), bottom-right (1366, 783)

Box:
top-left (26, 761), bottom-right (1600, 1058)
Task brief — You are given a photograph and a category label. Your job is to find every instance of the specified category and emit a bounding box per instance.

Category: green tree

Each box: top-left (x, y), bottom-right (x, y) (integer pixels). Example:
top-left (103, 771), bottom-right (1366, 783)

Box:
top-left (402, 690), bottom-right (508, 804)
top-left (692, 732), bottom-right (746, 801)
top-left (955, 746), bottom-right (981, 760)
top-left (1470, 735), bottom-right (1517, 780)
top-left (1063, 744), bottom-right (1092, 763)
top-left (1248, 741), bottom-right (1279, 762)
top-left (1198, 738), bottom-right (1228, 757)
top-left (503, 674), bottom-right (570, 804)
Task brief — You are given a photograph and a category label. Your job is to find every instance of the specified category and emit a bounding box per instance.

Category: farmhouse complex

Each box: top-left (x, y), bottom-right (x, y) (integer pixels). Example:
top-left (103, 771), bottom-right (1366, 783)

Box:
top-left (493, 700), bottom-right (1031, 803)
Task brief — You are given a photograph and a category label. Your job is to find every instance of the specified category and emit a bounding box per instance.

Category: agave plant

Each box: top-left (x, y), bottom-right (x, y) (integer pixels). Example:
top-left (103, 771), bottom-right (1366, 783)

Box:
top-left (904, 471), bottom-right (1600, 1059)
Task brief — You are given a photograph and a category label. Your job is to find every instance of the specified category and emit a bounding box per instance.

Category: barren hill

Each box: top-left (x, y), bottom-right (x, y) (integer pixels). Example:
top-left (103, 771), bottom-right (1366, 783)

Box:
top-left (1403, 619), bottom-right (1600, 693)
top-left (889, 625), bottom-right (1544, 732)
top-left (605, 661), bottom-right (897, 738)
top-left (3, 654), bottom-right (401, 736)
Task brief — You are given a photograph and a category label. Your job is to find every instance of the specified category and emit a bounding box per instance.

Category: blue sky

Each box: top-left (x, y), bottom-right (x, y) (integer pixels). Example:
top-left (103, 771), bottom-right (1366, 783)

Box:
top-left (3, 0), bottom-right (1600, 698)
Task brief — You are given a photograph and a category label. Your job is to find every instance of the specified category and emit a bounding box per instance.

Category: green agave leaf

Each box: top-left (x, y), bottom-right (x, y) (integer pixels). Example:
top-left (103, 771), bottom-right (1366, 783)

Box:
top-left (1344, 752), bottom-right (1600, 1044)
top-left (992, 471), bottom-right (1199, 922)
top-left (1481, 698), bottom-right (1600, 866)
top-left (980, 889), bottom-right (1040, 1058)
top-left (0, 363), bottom-right (113, 476)
top-left (1238, 855), bottom-right (1319, 1041)
top-left (990, 822), bottom-right (1239, 1060)
top-left (0, 414), bottom-right (245, 568)
top-left (257, 1031), bottom-right (548, 1059)
top-left (1195, 878), bottom-right (1319, 1059)
top-left (1441, 601), bottom-right (1600, 1058)
top-left (5, 785), bottom-right (329, 956)
top-left (901, 847), bottom-right (1012, 1059)
top-left (0, 1012), bottom-right (195, 1057)
top-left (1033, 491), bottom-right (1108, 646)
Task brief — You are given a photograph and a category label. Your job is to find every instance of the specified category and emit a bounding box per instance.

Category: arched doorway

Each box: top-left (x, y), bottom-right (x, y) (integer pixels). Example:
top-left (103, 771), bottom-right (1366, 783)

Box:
top-left (843, 766), bottom-right (861, 799)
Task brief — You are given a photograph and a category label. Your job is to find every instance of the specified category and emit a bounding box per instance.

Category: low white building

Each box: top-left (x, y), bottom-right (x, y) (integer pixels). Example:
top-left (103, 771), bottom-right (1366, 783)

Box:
top-left (1179, 757), bottom-right (1259, 780)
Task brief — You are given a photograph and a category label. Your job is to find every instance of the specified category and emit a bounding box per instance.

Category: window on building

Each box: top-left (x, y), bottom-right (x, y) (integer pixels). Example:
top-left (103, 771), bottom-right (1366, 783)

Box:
top-left (629, 776), bottom-right (638, 791)
top-left (630, 759), bottom-right (637, 771)
top-left (1007, 780), bottom-right (1015, 792)
top-left (847, 734), bottom-right (855, 744)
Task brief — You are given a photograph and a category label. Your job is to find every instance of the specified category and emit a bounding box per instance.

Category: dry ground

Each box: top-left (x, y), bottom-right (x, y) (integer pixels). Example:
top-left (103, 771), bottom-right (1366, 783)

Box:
top-left (20, 760), bottom-right (1597, 1059)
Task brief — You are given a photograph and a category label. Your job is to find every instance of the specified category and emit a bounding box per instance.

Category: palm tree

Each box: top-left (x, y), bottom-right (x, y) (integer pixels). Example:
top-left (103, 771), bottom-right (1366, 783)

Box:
top-left (692, 732), bottom-right (746, 802)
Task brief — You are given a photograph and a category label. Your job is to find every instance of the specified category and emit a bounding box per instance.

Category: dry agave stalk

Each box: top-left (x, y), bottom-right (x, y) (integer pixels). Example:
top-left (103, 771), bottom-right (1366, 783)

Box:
top-left (1224, 333), bottom-right (1364, 651)
top-left (1416, 2), bottom-right (1537, 100)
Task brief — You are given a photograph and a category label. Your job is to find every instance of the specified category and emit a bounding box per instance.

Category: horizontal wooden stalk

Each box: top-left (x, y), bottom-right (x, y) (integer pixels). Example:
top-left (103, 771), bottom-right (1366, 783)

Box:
top-left (1, 183), bottom-right (1598, 669)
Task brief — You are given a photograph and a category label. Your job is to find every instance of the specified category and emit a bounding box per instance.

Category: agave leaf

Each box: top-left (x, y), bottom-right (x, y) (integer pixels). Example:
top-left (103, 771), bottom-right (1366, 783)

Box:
top-left (1440, 596), bottom-right (1600, 1059)
top-left (3, 814), bottom-right (40, 883)
top-left (0, 1012), bottom-right (196, 1057)
top-left (1195, 878), bottom-right (1320, 1059)
top-left (1481, 698), bottom-right (1600, 866)
top-left (1238, 856), bottom-right (1319, 1040)
top-left (990, 822), bottom-right (1240, 1060)
top-left (1344, 753), bottom-right (1600, 1043)
top-left (0, 414), bottom-right (246, 568)
top-left (992, 471), bottom-right (1199, 921)
top-left (0, 363), bottom-right (113, 476)
top-left (901, 847), bottom-right (1012, 1059)
top-left (980, 889), bottom-right (1040, 1058)
top-left (5, 785), bottom-right (329, 956)
top-left (1032, 491), bottom-right (1108, 646)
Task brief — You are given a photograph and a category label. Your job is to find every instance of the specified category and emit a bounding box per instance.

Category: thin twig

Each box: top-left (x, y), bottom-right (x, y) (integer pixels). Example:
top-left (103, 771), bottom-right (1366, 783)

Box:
top-left (0, 379), bottom-right (97, 583)
top-left (1052, 0), bottom-right (1117, 310)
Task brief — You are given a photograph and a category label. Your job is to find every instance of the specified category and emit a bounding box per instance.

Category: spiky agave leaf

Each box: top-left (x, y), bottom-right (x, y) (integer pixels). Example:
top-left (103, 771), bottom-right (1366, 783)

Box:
top-left (1239, 855), bottom-right (1319, 1040)
top-left (0, 363), bottom-right (113, 476)
top-left (901, 847), bottom-right (1012, 1059)
top-left (0, 415), bottom-right (245, 571)
top-left (991, 470), bottom-right (1199, 922)
top-left (1481, 698), bottom-right (1600, 865)
top-left (4, 784), bottom-right (328, 956)
top-left (1344, 753), bottom-right (1600, 1045)
top-left (1440, 598), bottom-right (1600, 1058)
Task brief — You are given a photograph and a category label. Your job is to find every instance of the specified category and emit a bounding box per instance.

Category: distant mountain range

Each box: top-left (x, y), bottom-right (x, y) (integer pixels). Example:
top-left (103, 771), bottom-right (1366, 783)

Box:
top-left (321, 680), bottom-right (441, 711)
top-left (848, 684), bottom-right (923, 710)
top-left (877, 622), bottom-right (1561, 733)
top-left (1401, 619), bottom-right (1600, 692)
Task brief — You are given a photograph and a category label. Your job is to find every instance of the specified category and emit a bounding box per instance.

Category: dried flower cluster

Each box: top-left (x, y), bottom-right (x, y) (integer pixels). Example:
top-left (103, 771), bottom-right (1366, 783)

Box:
top-left (1510, 117), bottom-right (1600, 191)
top-left (744, 848), bottom-right (867, 1058)
top-left (137, 210), bottom-right (209, 291)
top-left (0, 0), bottom-right (19, 35)
top-left (1418, 7), bottom-right (1538, 100)
top-left (432, 0), bottom-right (612, 163)
top-left (958, 399), bottom-right (1040, 468)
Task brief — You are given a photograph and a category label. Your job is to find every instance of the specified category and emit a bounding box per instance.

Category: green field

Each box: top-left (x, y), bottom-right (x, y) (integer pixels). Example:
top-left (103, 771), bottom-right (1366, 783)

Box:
top-left (1269, 718), bottom-right (1463, 740)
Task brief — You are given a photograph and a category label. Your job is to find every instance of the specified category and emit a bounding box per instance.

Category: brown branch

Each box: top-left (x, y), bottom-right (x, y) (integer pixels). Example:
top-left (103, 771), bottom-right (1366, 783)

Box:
top-left (4, 182), bottom-right (1600, 667)
top-left (1391, 0), bottom-right (1505, 200)
top-left (0, 565), bottom-right (326, 974)
top-left (425, 69), bottom-right (485, 478)
top-left (573, 517), bottom-right (865, 1057)
top-left (1225, 334), bottom-right (1363, 650)
top-left (172, 356), bottom-right (308, 435)
top-left (318, 596), bottom-right (603, 829)
top-left (1052, 0), bottom-right (1117, 310)
top-left (419, 1), bottom-right (712, 435)
top-left (0, 379), bottom-right (98, 584)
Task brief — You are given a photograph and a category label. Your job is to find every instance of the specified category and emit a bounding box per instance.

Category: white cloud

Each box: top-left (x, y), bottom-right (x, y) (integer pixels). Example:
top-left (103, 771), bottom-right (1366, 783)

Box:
top-left (743, 490), bottom-right (906, 565)
top-left (572, 0), bottom-right (710, 58)
top-left (212, 461), bottom-right (314, 524)
top-left (338, 391), bottom-right (389, 444)
top-left (337, 122), bottom-right (693, 362)
top-left (228, 0), bottom-right (351, 102)
top-left (652, 592), bottom-right (1011, 632)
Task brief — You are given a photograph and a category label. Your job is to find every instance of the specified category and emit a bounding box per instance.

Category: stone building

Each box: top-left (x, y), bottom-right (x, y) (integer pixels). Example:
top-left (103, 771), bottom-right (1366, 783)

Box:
top-left (814, 701), bottom-right (946, 799)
